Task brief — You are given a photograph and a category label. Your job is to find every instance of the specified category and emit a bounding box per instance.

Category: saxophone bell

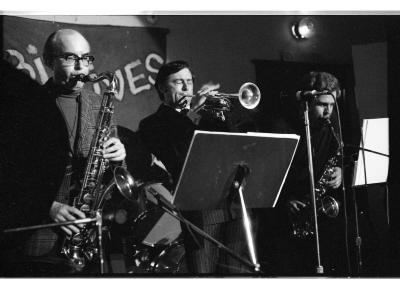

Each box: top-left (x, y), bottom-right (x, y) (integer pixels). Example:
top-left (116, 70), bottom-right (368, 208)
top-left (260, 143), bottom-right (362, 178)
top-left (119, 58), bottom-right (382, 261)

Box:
top-left (320, 196), bottom-right (340, 218)
top-left (97, 167), bottom-right (143, 209)
top-left (112, 167), bottom-right (142, 201)
top-left (290, 156), bottom-right (341, 239)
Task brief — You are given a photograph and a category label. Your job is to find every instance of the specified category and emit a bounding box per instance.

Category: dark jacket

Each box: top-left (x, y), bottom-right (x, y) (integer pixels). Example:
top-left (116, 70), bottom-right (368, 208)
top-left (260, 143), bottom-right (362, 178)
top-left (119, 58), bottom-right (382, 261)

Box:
top-left (138, 104), bottom-right (196, 184)
top-left (22, 79), bottom-right (119, 257)
top-left (0, 63), bottom-right (69, 270)
top-left (138, 104), bottom-right (240, 227)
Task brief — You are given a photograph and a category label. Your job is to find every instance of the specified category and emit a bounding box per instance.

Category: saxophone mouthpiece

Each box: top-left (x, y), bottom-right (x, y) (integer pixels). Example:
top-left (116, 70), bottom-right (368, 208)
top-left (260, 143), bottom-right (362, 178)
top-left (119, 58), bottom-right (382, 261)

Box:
top-left (73, 74), bottom-right (95, 83)
top-left (86, 74), bottom-right (99, 82)
top-left (83, 74), bottom-right (99, 82)
top-left (79, 72), bottom-right (114, 83)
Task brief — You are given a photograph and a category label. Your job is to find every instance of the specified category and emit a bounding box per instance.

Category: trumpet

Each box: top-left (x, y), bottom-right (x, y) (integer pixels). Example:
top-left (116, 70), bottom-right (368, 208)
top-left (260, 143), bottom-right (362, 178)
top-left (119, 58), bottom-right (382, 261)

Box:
top-left (186, 82), bottom-right (261, 121)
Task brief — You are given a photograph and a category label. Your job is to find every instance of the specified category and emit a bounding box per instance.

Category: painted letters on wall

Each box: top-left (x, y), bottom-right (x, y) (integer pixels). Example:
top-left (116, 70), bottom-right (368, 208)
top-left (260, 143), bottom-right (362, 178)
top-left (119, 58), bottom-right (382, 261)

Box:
top-left (2, 16), bottom-right (168, 130)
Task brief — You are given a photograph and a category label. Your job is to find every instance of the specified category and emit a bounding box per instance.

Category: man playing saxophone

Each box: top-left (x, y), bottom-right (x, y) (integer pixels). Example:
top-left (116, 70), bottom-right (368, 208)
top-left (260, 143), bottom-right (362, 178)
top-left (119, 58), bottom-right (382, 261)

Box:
top-left (22, 29), bottom-right (126, 274)
top-left (262, 71), bottom-right (345, 276)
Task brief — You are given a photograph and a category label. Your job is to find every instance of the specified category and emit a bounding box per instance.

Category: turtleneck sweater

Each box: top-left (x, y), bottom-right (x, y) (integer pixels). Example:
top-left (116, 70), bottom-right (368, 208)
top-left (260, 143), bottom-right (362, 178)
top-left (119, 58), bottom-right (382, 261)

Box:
top-left (52, 83), bottom-right (81, 155)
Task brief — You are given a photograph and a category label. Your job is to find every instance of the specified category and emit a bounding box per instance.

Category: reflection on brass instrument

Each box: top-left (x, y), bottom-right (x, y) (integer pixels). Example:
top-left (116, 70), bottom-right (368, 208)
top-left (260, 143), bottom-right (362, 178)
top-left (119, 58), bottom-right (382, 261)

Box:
top-left (290, 155), bottom-right (340, 239)
top-left (129, 242), bottom-right (185, 274)
top-left (61, 72), bottom-right (143, 272)
top-left (191, 82), bottom-right (261, 121)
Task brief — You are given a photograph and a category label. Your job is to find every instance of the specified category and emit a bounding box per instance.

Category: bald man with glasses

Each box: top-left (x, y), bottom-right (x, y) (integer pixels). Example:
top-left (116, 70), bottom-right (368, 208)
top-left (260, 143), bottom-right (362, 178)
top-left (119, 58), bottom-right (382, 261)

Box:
top-left (20, 29), bottom-right (126, 274)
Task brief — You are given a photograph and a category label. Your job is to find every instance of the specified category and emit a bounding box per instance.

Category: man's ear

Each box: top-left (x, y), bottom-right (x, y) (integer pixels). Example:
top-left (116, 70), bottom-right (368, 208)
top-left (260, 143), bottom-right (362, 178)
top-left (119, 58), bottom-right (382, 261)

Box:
top-left (158, 83), bottom-right (167, 94)
top-left (44, 56), bottom-right (53, 69)
top-left (158, 84), bottom-right (169, 100)
top-left (336, 89), bottom-right (342, 99)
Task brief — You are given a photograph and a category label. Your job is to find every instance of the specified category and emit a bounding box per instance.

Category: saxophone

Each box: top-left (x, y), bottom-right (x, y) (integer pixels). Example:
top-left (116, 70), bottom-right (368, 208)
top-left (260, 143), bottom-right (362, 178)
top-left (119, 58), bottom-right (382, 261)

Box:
top-left (290, 154), bottom-right (341, 239)
top-left (61, 72), bottom-right (141, 271)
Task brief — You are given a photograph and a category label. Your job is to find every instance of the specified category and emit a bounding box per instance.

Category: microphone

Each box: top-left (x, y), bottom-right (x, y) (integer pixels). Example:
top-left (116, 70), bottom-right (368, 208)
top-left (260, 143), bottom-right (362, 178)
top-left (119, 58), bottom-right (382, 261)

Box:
top-left (280, 90), bottom-right (330, 101)
top-left (295, 90), bottom-right (330, 101)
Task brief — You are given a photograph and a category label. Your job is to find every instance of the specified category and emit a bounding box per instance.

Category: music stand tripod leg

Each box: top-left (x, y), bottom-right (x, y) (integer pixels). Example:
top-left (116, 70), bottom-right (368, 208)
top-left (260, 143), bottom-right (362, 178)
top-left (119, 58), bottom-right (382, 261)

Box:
top-left (145, 188), bottom-right (260, 273)
top-left (233, 163), bottom-right (260, 271)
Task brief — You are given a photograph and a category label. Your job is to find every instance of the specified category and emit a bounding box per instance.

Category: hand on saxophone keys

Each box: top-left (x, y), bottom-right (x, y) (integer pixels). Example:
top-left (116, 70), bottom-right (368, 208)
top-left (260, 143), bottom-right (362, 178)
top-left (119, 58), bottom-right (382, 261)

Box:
top-left (49, 201), bottom-right (86, 236)
top-left (288, 200), bottom-right (307, 214)
top-left (101, 137), bottom-right (126, 162)
top-left (325, 166), bottom-right (342, 189)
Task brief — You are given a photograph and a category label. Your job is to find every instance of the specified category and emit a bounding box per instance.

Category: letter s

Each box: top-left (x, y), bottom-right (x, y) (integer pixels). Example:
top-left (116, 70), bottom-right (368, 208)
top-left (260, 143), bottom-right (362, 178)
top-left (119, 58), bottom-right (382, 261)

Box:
top-left (145, 53), bottom-right (164, 85)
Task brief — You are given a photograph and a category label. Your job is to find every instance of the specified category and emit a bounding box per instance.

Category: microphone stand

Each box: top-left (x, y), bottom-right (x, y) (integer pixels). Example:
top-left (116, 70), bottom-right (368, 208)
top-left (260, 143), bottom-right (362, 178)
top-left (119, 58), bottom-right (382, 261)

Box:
top-left (3, 217), bottom-right (98, 233)
top-left (144, 186), bottom-right (260, 273)
top-left (3, 213), bottom-right (106, 275)
top-left (302, 101), bottom-right (324, 274)
top-left (95, 211), bottom-right (105, 274)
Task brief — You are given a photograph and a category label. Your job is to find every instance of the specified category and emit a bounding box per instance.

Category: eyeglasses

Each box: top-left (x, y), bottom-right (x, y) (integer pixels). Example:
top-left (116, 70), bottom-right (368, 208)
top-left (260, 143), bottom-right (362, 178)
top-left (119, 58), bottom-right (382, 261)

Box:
top-left (55, 53), bottom-right (95, 67)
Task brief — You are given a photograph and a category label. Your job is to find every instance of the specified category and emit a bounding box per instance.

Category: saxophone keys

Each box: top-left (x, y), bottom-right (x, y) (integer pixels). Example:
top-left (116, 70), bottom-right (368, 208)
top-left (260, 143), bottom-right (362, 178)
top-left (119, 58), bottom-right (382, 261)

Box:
top-left (88, 181), bottom-right (96, 188)
top-left (83, 193), bottom-right (94, 203)
top-left (80, 204), bottom-right (90, 212)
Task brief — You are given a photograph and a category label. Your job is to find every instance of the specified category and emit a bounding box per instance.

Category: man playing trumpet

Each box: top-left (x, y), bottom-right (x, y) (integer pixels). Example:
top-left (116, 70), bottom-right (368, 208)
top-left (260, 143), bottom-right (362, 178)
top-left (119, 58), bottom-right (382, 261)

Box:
top-left (138, 60), bottom-right (249, 274)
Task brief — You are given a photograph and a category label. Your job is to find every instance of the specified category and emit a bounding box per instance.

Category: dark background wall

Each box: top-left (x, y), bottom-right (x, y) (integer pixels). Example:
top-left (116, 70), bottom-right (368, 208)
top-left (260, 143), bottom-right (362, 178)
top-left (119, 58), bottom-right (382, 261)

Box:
top-left (15, 15), bottom-right (389, 121)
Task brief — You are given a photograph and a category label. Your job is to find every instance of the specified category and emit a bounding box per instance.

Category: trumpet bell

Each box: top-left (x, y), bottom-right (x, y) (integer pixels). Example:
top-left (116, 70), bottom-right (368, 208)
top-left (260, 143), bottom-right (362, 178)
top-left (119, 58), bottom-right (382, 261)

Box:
top-left (238, 82), bottom-right (261, 109)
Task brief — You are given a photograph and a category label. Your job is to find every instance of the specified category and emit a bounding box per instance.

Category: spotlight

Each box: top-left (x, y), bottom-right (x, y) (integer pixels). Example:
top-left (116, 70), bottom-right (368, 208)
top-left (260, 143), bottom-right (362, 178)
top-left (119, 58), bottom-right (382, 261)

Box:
top-left (291, 17), bottom-right (315, 39)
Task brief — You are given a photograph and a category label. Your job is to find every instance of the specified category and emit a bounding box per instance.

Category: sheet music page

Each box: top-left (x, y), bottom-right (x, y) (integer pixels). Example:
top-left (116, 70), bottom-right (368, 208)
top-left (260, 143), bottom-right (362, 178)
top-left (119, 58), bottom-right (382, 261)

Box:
top-left (173, 130), bottom-right (300, 209)
top-left (188, 130), bottom-right (300, 140)
top-left (247, 132), bottom-right (300, 206)
top-left (246, 131), bottom-right (300, 140)
top-left (353, 118), bottom-right (389, 186)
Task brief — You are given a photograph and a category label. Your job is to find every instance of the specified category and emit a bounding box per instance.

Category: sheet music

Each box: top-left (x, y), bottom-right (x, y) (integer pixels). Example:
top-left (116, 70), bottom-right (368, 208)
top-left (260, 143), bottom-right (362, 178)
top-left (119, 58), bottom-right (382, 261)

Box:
top-left (173, 130), bottom-right (300, 209)
top-left (246, 131), bottom-right (300, 140)
top-left (353, 118), bottom-right (389, 186)
top-left (246, 132), bottom-right (301, 206)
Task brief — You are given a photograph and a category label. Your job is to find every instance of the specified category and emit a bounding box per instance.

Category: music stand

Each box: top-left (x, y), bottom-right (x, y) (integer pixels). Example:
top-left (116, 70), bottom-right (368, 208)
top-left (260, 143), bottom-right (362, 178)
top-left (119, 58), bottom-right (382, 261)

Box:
top-left (350, 118), bottom-right (389, 274)
top-left (172, 130), bottom-right (300, 271)
top-left (352, 118), bottom-right (389, 187)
